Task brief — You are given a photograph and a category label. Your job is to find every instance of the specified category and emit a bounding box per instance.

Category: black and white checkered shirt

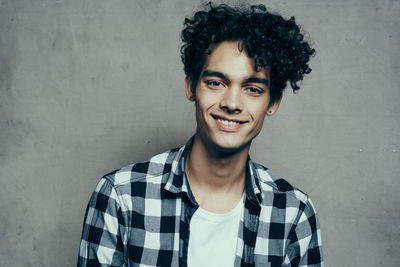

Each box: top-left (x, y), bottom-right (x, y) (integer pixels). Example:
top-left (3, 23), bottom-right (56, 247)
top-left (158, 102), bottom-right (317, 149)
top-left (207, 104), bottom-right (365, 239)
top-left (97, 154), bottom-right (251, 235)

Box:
top-left (78, 137), bottom-right (323, 266)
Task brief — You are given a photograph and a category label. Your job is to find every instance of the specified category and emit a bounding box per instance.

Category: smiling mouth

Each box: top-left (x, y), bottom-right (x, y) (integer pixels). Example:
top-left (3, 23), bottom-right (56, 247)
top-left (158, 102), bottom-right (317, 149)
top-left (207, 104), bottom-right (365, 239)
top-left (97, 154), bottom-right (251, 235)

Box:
top-left (211, 115), bottom-right (247, 126)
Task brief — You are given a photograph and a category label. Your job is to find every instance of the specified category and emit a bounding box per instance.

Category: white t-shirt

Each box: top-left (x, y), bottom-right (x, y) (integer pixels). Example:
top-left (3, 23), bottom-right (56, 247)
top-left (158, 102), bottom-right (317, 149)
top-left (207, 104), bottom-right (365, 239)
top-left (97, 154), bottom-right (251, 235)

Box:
top-left (188, 195), bottom-right (244, 267)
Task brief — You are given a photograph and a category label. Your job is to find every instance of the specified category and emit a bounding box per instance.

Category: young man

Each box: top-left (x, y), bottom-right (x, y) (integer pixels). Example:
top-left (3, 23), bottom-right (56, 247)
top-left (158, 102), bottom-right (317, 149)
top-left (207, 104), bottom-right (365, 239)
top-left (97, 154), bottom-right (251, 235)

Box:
top-left (78, 3), bottom-right (322, 267)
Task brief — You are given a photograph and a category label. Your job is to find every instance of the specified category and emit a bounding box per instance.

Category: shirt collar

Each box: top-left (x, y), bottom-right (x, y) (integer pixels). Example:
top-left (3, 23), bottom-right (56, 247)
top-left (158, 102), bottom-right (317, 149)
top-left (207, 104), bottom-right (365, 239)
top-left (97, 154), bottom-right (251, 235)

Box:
top-left (163, 136), bottom-right (194, 196)
top-left (245, 156), bottom-right (263, 206)
top-left (164, 136), bottom-right (264, 207)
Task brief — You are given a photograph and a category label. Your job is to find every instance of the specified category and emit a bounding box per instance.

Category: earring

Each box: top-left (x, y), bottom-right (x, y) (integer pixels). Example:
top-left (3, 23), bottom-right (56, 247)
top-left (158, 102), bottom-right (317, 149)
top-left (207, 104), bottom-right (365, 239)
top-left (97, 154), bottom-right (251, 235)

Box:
top-left (268, 110), bottom-right (273, 114)
top-left (189, 96), bottom-right (195, 100)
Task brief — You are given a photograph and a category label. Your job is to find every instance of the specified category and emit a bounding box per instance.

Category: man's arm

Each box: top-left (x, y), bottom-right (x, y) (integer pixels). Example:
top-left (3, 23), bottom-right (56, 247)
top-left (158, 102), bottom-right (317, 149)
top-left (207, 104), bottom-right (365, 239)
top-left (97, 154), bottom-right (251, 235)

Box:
top-left (284, 198), bottom-right (323, 267)
top-left (78, 177), bottom-right (127, 266)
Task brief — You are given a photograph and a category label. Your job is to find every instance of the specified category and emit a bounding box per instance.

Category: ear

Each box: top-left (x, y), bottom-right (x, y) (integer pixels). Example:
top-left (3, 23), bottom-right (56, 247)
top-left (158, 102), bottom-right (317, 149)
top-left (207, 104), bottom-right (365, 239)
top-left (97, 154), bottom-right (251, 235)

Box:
top-left (185, 77), bottom-right (195, 101)
top-left (266, 96), bottom-right (282, 116)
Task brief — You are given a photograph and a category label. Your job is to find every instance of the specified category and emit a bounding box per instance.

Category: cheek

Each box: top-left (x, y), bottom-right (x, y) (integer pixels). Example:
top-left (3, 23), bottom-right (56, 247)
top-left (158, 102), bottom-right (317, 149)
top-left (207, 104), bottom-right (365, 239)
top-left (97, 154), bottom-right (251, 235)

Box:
top-left (249, 107), bottom-right (268, 132)
top-left (248, 102), bottom-right (268, 120)
top-left (196, 93), bottom-right (218, 113)
top-left (195, 99), bottom-right (209, 123)
top-left (250, 115), bottom-right (266, 136)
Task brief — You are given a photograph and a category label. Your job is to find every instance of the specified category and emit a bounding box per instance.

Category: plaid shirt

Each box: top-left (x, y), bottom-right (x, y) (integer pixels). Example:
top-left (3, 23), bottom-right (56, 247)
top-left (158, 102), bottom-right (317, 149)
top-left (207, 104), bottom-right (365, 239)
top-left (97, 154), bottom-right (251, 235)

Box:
top-left (78, 137), bottom-right (323, 266)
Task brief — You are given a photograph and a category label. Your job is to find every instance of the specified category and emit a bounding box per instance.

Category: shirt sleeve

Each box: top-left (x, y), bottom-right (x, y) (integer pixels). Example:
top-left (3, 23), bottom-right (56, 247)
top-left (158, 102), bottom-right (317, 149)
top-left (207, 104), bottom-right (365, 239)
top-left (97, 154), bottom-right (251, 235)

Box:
top-left (78, 177), bottom-right (127, 266)
top-left (284, 197), bottom-right (323, 267)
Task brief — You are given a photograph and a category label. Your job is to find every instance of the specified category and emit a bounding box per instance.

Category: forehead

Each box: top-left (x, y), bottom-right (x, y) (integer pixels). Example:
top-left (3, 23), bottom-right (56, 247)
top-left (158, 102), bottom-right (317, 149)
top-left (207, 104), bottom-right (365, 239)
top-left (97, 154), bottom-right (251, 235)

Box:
top-left (202, 41), bottom-right (270, 79)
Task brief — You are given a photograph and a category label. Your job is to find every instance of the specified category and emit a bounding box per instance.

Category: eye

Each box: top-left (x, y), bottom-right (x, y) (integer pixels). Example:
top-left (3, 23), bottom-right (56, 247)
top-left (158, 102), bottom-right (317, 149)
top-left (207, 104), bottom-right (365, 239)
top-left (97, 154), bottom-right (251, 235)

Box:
top-left (245, 87), bottom-right (264, 95)
top-left (205, 80), bottom-right (224, 88)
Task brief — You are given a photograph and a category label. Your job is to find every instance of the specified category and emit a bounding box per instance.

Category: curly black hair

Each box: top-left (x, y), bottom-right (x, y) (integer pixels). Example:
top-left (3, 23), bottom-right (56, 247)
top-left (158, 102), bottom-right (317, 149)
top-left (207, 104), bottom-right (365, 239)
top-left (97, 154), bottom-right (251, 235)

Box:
top-left (181, 3), bottom-right (315, 105)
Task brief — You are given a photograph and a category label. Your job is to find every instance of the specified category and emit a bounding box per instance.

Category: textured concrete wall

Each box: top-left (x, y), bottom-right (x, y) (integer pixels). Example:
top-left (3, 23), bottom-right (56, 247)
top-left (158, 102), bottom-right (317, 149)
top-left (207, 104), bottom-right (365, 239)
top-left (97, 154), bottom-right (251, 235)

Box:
top-left (0, 0), bottom-right (399, 266)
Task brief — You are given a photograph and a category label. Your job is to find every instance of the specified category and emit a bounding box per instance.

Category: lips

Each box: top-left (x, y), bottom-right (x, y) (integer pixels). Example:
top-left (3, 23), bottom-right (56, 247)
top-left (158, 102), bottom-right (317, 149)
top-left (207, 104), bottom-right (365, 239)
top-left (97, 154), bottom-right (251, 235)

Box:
top-left (211, 114), bottom-right (247, 131)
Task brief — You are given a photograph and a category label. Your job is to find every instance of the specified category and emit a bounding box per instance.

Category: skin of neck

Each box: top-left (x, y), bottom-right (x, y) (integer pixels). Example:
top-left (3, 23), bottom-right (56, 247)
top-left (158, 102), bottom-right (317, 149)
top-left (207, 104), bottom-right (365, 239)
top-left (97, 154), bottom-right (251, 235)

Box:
top-left (186, 131), bottom-right (250, 194)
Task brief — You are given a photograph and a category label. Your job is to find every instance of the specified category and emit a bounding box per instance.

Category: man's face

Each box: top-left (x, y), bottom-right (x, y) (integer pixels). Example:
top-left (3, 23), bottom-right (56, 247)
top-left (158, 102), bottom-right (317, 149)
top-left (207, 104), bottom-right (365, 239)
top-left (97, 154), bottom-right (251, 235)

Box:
top-left (186, 41), bottom-right (281, 153)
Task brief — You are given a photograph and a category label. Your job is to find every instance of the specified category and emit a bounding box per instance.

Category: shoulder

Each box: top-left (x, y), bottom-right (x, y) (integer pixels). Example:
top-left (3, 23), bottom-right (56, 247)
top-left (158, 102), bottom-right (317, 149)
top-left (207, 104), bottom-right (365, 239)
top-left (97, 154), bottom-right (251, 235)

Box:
top-left (101, 146), bottom-right (182, 188)
top-left (252, 161), bottom-right (310, 206)
top-left (251, 161), bottom-right (321, 232)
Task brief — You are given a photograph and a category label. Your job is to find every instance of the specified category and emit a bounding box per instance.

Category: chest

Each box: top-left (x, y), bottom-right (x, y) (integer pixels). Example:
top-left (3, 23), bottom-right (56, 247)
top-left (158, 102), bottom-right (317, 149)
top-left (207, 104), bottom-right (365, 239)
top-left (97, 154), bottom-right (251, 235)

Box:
top-left (124, 197), bottom-right (290, 266)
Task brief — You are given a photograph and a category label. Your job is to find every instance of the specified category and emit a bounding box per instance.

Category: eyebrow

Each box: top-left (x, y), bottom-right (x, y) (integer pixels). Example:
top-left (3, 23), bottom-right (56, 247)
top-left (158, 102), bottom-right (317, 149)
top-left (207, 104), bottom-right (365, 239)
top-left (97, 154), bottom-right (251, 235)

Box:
top-left (244, 77), bottom-right (269, 87)
top-left (201, 70), bottom-right (269, 87)
top-left (202, 70), bottom-right (227, 81)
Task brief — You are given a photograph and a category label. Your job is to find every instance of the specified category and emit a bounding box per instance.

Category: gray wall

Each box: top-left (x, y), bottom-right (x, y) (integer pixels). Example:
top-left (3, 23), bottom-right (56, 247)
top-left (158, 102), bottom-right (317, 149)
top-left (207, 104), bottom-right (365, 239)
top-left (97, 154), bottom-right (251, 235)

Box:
top-left (0, 0), bottom-right (399, 266)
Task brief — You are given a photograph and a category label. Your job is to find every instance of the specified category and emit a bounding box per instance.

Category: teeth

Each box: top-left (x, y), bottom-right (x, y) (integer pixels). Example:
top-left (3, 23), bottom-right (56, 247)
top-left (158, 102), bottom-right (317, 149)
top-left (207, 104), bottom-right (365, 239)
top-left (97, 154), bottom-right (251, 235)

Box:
top-left (218, 118), bottom-right (239, 126)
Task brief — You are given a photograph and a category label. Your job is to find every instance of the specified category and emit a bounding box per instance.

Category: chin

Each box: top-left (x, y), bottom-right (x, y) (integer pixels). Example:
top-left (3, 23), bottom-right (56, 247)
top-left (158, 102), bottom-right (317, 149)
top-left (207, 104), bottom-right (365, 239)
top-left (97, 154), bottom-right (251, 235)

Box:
top-left (210, 135), bottom-right (252, 154)
top-left (196, 125), bottom-right (254, 155)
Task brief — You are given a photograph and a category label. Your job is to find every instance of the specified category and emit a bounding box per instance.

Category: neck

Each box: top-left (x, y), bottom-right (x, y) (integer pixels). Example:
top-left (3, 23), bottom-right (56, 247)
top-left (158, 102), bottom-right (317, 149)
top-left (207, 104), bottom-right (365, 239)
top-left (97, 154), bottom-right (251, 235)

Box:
top-left (186, 134), bottom-right (249, 193)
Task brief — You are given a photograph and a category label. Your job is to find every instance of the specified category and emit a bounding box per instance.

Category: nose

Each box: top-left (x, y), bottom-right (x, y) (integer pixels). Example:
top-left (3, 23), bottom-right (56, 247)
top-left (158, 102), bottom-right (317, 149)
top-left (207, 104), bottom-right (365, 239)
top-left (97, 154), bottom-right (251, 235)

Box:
top-left (219, 87), bottom-right (243, 113)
